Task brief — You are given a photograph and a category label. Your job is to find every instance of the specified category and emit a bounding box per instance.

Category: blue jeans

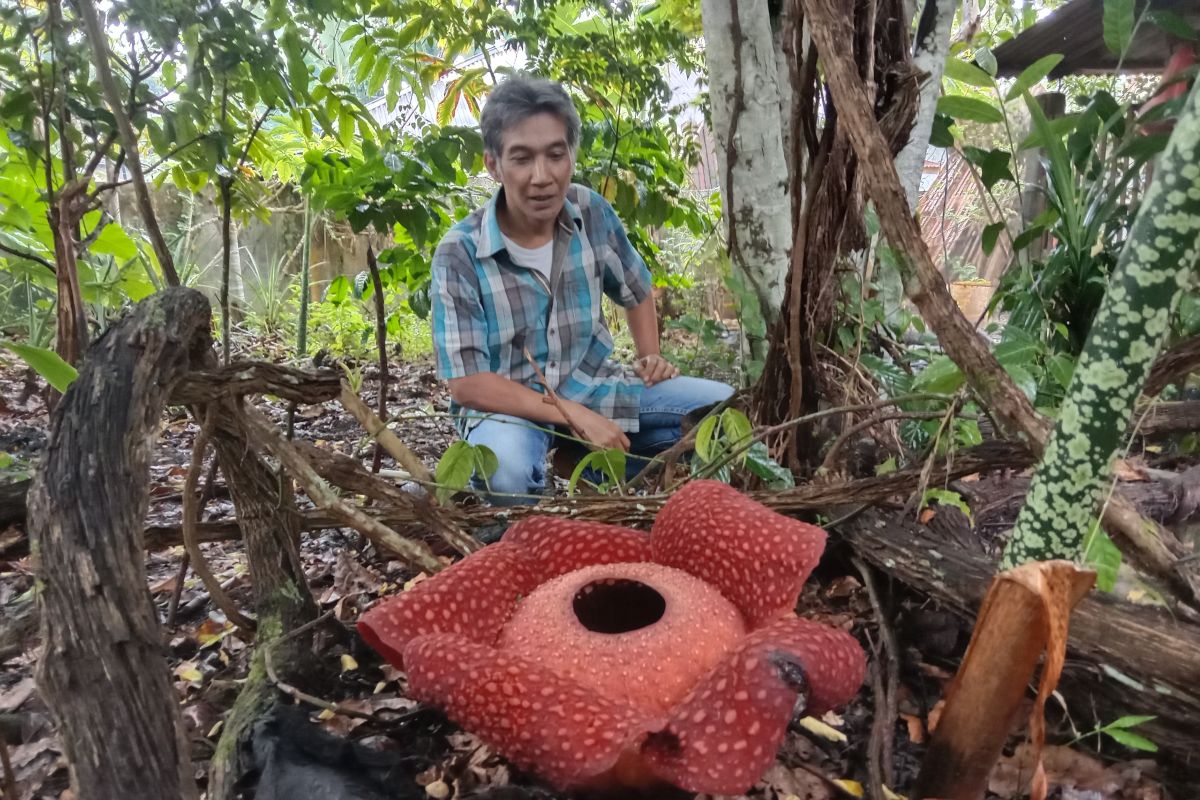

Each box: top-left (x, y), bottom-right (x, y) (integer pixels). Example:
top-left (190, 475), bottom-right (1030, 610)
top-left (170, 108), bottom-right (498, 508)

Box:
top-left (464, 376), bottom-right (734, 505)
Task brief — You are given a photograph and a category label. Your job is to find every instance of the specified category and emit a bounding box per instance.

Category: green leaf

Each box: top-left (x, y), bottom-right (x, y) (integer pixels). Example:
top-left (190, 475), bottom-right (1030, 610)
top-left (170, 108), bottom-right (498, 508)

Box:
top-left (0, 340), bottom-right (78, 392)
top-left (1083, 526), bottom-right (1122, 592)
top-left (975, 46), bottom-right (998, 76)
top-left (1105, 729), bottom-right (1159, 752)
top-left (89, 223), bottom-right (139, 260)
top-left (1047, 353), bottom-right (1076, 390)
top-left (1012, 225), bottom-right (1047, 252)
top-left (1103, 715), bottom-right (1157, 730)
top-left (744, 442), bottom-right (794, 488)
top-left (1103, 0), bottom-right (1136, 56)
top-left (912, 355), bottom-right (965, 395)
top-left (1149, 10), bottom-right (1197, 40)
top-left (1004, 54), bottom-right (1064, 102)
top-left (982, 222), bottom-right (1006, 255)
top-left (937, 95), bottom-right (1004, 124)
top-left (944, 58), bottom-right (993, 88)
top-left (719, 408), bottom-right (753, 463)
top-left (978, 149), bottom-right (1014, 189)
top-left (472, 444), bottom-right (498, 481)
top-left (567, 448), bottom-right (626, 494)
top-left (922, 488), bottom-right (973, 523)
top-left (694, 414), bottom-right (719, 463)
top-left (1019, 113), bottom-right (1081, 149)
top-left (435, 441), bottom-right (475, 503)
top-left (929, 112), bottom-right (956, 147)
top-left (325, 275), bottom-right (352, 304)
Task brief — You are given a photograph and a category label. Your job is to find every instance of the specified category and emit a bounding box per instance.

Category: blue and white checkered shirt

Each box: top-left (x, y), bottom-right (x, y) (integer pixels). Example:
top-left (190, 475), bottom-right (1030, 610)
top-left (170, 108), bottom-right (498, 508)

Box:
top-left (431, 184), bottom-right (654, 434)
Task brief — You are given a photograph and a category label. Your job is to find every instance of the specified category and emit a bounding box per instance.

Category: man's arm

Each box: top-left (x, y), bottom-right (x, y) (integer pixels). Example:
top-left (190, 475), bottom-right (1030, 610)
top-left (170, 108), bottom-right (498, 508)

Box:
top-left (449, 372), bottom-right (631, 450)
top-left (626, 295), bottom-right (679, 387)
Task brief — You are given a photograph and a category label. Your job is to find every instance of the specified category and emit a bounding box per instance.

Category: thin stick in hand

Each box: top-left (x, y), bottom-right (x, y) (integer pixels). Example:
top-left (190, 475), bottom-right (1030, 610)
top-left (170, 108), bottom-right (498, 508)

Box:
top-left (523, 347), bottom-right (596, 449)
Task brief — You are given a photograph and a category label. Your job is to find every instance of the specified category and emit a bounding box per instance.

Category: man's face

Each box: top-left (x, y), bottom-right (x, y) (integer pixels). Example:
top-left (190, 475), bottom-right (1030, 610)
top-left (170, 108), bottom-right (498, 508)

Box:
top-left (485, 112), bottom-right (573, 228)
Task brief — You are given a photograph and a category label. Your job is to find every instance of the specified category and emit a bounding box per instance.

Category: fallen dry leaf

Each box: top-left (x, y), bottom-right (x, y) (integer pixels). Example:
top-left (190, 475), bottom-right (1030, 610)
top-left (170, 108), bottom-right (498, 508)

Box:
top-left (989, 743), bottom-right (1161, 799)
top-left (758, 762), bottom-right (833, 800)
top-left (900, 712), bottom-right (925, 744)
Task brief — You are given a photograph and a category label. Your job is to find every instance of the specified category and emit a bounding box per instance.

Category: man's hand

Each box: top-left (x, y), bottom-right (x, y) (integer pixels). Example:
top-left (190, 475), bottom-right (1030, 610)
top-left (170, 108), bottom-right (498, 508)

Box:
top-left (564, 400), bottom-right (631, 451)
top-left (634, 353), bottom-right (679, 387)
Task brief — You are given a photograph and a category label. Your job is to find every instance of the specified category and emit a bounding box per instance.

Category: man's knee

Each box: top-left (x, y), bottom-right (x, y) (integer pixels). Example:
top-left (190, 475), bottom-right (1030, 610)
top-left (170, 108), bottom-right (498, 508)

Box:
top-left (485, 455), bottom-right (544, 498)
top-left (464, 416), bottom-right (548, 503)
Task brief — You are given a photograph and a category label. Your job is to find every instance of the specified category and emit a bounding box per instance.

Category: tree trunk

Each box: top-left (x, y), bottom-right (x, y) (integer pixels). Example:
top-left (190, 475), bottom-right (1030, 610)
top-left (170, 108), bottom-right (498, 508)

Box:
top-left (754, 0), bottom-right (916, 471)
top-left (29, 287), bottom-right (211, 800)
top-left (49, 199), bottom-right (89, 367)
top-left (700, 0), bottom-right (793, 328)
top-left (896, 0), bottom-right (956, 209)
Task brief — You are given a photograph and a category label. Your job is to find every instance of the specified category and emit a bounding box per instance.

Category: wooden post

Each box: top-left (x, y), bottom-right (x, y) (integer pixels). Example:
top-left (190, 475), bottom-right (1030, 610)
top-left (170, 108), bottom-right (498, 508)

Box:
top-left (1019, 92), bottom-right (1066, 261)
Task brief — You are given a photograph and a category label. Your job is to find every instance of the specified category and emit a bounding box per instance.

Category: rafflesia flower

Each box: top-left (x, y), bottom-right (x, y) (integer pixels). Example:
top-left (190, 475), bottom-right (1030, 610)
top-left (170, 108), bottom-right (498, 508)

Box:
top-left (358, 480), bottom-right (865, 794)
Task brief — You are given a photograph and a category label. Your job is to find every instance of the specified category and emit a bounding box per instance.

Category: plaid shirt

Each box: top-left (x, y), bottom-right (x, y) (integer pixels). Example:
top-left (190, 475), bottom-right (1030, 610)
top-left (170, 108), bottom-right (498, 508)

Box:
top-left (432, 184), bottom-right (653, 435)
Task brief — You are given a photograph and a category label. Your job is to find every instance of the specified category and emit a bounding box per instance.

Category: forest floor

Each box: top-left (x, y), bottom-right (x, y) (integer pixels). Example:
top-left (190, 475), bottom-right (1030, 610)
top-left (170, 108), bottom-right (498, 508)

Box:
top-left (0, 344), bottom-right (1173, 800)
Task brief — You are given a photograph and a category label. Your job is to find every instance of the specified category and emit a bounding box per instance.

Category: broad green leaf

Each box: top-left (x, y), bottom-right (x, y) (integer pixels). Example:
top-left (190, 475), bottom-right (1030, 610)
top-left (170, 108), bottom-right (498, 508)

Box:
top-left (325, 275), bottom-right (352, 304)
top-left (929, 112), bottom-right (956, 147)
top-left (89, 223), bottom-right (139, 261)
top-left (1103, 0), bottom-right (1136, 56)
top-left (472, 444), bottom-right (499, 481)
top-left (1012, 225), bottom-right (1047, 252)
top-left (1006, 364), bottom-right (1038, 402)
top-left (1083, 525), bottom-right (1122, 592)
top-left (912, 356), bottom-right (964, 395)
top-left (975, 46), bottom-right (998, 76)
top-left (937, 95), bottom-right (1003, 124)
top-left (982, 222), bottom-right (1006, 255)
top-left (694, 414), bottom-right (718, 463)
top-left (1017, 113), bottom-right (1084, 151)
top-left (1004, 54), bottom-right (1064, 102)
top-left (435, 441), bottom-right (475, 503)
top-left (0, 340), bottom-right (78, 392)
top-left (567, 448), bottom-right (626, 494)
top-left (1105, 729), bottom-right (1159, 752)
top-left (719, 408), bottom-right (753, 459)
top-left (744, 442), bottom-right (794, 488)
top-left (944, 58), bottom-right (993, 88)
top-left (1149, 10), bottom-right (1197, 40)
top-left (1046, 353), bottom-right (1076, 390)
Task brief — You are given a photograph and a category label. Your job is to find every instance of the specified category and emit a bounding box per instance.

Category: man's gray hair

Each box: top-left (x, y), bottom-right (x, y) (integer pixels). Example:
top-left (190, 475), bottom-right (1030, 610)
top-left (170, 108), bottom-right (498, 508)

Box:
top-left (480, 75), bottom-right (581, 157)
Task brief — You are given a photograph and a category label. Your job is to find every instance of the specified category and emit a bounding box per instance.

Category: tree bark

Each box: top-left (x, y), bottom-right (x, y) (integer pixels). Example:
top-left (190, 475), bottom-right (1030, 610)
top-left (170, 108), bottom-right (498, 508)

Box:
top-left (700, 0), bottom-right (793, 326)
top-left (29, 288), bottom-right (210, 800)
top-left (895, 0), bottom-right (957, 209)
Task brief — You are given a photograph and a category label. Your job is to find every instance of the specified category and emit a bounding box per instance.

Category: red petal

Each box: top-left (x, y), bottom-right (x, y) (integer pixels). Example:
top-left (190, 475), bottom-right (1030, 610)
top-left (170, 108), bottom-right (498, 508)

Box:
top-left (503, 517), bottom-right (652, 580)
top-left (642, 616), bottom-right (865, 795)
top-left (357, 542), bottom-right (537, 668)
top-left (404, 634), bottom-right (661, 789)
top-left (651, 480), bottom-right (827, 627)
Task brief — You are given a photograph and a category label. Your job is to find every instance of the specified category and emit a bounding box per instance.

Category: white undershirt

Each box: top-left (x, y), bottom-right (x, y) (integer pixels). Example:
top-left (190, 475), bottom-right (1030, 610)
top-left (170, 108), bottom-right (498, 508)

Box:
top-left (502, 234), bottom-right (553, 281)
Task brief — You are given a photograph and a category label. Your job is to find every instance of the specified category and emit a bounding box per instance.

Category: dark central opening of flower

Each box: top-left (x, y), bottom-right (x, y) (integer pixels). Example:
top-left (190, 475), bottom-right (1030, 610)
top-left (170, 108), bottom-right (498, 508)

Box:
top-left (573, 579), bottom-right (666, 634)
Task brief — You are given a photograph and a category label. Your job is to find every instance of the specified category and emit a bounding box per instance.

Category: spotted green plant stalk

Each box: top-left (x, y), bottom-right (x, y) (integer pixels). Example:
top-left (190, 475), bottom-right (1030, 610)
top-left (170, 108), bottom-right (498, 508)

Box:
top-left (1001, 86), bottom-right (1200, 569)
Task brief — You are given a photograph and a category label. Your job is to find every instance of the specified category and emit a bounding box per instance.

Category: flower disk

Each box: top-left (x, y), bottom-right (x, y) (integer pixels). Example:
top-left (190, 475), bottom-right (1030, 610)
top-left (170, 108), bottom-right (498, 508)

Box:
top-left (498, 562), bottom-right (747, 715)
